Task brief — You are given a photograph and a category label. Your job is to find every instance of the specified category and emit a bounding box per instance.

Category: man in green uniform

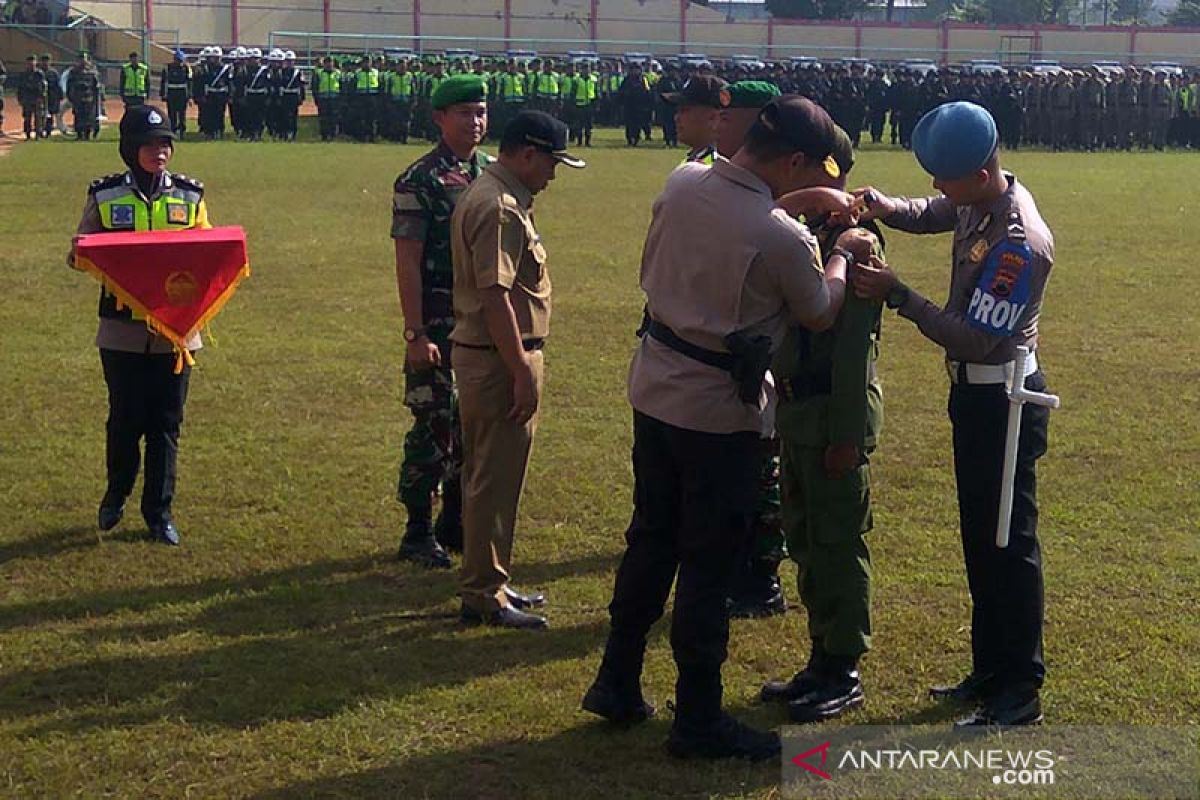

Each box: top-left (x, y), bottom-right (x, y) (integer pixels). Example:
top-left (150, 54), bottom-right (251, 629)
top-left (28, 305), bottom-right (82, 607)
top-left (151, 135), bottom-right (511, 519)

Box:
top-left (312, 55), bottom-right (341, 141)
top-left (760, 127), bottom-right (884, 722)
top-left (392, 75), bottom-right (493, 569)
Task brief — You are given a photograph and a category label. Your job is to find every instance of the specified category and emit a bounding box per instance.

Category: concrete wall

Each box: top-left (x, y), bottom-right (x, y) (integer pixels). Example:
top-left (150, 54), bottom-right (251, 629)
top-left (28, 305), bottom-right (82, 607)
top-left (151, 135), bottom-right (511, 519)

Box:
top-left (58, 0), bottom-right (1200, 64)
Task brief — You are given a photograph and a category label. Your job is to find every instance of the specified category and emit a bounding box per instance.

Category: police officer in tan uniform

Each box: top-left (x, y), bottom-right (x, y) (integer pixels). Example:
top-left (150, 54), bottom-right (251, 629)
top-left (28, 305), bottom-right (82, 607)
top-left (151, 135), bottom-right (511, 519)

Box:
top-left (450, 111), bottom-right (585, 630)
top-left (855, 101), bottom-right (1055, 728)
top-left (582, 97), bottom-right (874, 760)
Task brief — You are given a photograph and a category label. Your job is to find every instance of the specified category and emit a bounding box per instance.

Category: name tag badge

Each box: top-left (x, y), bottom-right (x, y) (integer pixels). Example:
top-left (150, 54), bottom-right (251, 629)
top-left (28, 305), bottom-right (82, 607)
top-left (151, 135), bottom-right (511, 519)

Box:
top-left (110, 205), bottom-right (135, 228)
top-left (968, 238), bottom-right (990, 264)
top-left (167, 204), bottom-right (189, 225)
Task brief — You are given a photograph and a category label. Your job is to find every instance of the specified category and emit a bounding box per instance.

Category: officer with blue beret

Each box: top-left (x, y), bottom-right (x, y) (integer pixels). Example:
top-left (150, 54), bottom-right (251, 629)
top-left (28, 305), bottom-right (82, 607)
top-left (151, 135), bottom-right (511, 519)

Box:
top-left (853, 101), bottom-right (1056, 727)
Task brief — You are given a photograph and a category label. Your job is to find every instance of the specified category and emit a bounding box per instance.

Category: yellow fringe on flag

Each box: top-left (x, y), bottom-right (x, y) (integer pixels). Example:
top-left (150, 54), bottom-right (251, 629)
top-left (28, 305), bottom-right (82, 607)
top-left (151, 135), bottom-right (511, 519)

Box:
top-left (75, 255), bottom-right (251, 374)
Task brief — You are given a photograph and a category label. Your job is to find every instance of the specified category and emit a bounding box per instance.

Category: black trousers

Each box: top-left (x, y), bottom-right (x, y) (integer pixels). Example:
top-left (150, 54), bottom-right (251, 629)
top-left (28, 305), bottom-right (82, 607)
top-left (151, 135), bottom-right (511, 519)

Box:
top-left (166, 94), bottom-right (188, 135)
top-left (100, 349), bottom-right (191, 527)
top-left (949, 371), bottom-right (1049, 693)
top-left (598, 411), bottom-right (760, 729)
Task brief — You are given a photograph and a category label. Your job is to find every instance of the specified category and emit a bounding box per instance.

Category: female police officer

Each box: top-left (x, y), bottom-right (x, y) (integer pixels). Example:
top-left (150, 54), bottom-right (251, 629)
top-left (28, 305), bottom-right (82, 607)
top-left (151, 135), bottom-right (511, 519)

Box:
top-left (69, 104), bottom-right (212, 546)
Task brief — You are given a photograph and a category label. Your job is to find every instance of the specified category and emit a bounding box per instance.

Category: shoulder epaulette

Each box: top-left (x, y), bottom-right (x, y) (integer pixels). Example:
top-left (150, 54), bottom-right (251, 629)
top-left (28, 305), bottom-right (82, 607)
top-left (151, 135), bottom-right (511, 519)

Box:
top-left (88, 173), bottom-right (126, 194)
top-left (1006, 210), bottom-right (1026, 243)
top-left (172, 173), bottom-right (204, 192)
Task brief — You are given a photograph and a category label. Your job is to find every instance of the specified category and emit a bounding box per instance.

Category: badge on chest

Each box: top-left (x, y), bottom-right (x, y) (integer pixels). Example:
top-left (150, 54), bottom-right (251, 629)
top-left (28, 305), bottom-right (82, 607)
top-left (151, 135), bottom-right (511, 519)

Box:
top-left (110, 205), bottom-right (135, 229)
top-left (167, 204), bottom-right (189, 225)
top-left (968, 238), bottom-right (990, 263)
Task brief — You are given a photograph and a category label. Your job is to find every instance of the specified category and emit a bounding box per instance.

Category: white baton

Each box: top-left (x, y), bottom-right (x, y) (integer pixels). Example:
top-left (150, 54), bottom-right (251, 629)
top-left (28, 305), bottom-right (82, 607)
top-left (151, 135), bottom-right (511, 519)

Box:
top-left (996, 346), bottom-right (1061, 548)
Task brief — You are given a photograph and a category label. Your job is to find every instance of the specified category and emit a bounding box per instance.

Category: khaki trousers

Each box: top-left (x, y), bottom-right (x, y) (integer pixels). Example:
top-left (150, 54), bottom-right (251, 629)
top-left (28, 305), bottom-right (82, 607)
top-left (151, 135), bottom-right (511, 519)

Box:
top-left (454, 346), bottom-right (544, 613)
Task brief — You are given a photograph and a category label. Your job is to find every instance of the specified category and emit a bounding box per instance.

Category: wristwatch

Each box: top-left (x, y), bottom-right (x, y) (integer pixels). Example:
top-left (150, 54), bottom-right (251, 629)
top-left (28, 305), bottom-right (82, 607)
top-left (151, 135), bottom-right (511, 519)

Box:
top-left (403, 326), bottom-right (426, 343)
top-left (885, 283), bottom-right (911, 310)
top-left (829, 246), bottom-right (855, 266)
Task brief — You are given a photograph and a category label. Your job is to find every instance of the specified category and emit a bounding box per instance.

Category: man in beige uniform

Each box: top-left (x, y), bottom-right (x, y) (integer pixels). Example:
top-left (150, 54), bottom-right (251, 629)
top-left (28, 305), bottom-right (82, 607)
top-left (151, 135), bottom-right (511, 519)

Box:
top-left (582, 96), bottom-right (875, 760)
top-left (450, 110), bottom-right (585, 630)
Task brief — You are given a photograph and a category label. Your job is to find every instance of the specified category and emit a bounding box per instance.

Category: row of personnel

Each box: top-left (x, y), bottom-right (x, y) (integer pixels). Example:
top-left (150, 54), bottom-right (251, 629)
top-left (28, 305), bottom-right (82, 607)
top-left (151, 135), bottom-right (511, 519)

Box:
top-left (71, 73), bottom-right (1050, 762)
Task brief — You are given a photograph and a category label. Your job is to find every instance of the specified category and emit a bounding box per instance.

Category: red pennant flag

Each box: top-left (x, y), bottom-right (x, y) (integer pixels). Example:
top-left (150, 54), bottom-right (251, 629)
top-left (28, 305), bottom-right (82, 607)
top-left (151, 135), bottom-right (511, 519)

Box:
top-left (75, 226), bottom-right (250, 371)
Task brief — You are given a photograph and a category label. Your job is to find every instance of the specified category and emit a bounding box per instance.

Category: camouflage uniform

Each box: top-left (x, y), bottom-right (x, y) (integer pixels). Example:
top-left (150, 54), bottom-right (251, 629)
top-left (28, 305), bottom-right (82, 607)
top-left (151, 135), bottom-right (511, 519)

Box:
top-left (391, 142), bottom-right (495, 540)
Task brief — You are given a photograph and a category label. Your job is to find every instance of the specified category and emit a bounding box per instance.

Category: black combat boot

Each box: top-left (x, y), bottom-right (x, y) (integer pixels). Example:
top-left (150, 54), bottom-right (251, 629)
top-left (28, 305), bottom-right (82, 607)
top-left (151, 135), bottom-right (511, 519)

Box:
top-left (761, 641), bottom-right (826, 703)
top-left (581, 668), bottom-right (656, 726)
top-left (787, 656), bottom-right (864, 723)
top-left (666, 713), bottom-right (781, 761)
top-left (728, 556), bottom-right (787, 619)
top-left (433, 481), bottom-right (463, 553)
top-left (398, 510), bottom-right (451, 569)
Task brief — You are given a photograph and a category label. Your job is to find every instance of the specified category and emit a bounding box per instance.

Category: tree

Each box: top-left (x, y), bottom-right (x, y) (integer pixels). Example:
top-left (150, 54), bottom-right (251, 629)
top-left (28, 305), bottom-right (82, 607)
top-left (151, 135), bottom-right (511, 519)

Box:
top-left (1167, 0), bottom-right (1200, 25)
top-left (765, 0), bottom-right (869, 19)
top-left (922, 0), bottom-right (1077, 23)
top-left (1110, 0), bottom-right (1154, 23)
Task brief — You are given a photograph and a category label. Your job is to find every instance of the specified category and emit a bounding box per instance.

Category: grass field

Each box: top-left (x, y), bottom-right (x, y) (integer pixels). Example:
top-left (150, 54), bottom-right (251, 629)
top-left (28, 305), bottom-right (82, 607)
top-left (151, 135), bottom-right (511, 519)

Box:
top-left (0, 124), bottom-right (1198, 799)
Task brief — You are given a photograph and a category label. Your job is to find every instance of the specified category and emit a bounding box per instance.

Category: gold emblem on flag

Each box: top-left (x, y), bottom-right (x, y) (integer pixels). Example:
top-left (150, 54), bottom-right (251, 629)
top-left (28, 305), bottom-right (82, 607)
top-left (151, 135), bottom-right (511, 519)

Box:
top-left (165, 271), bottom-right (200, 306)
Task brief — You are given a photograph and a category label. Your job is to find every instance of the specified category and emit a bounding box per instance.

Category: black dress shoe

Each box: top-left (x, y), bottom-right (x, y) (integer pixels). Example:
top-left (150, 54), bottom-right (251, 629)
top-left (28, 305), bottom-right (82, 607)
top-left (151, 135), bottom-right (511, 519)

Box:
top-left (955, 687), bottom-right (1042, 728)
top-left (98, 501), bottom-right (125, 531)
top-left (149, 520), bottom-right (181, 546)
top-left (930, 672), bottom-right (996, 704)
top-left (581, 674), bottom-right (655, 725)
top-left (666, 713), bottom-right (781, 761)
top-left (460, 604), bottom-right (548, 630)
top-left (398, 536), bottom-right (452, 570)
top-left (503, 585), bottom-right (545, 609)
top-left (788, 664), bottom-right (865, 723)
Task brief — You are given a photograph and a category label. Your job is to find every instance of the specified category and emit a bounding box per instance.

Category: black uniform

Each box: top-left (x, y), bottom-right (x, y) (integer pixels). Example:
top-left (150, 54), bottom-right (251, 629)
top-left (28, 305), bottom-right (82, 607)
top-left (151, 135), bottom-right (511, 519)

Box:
top-left (160, 62), bottom-right (192, 136)
top-left (66, 64), bottom-right (101, 140)
top-left (193, 59), bottom-right (231, 139)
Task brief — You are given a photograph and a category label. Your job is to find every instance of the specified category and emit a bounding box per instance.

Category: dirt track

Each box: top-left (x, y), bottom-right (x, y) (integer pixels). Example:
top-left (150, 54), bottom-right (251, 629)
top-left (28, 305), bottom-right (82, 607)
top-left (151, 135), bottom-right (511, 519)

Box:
top-left (1, 95), bottom-right (319, 142)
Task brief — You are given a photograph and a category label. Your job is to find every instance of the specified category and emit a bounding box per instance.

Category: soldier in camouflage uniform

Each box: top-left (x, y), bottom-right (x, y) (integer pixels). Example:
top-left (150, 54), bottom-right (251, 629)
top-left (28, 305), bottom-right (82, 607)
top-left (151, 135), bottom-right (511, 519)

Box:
top-left (391, 74), bottom-right (494, 569)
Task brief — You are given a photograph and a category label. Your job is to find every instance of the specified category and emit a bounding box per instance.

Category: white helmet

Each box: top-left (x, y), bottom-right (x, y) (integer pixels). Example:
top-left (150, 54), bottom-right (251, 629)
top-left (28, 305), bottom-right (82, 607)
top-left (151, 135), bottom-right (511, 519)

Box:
top-left (199, 46), bottom-right (212, 57)
top-left (210, 45), bottom-right (223, 58)
top-left (231, 46), bottom-right (246, 58)
top-left (284, 50), bottom-right (295, 60)
top-left (248, 47), bottom-right (262, 58)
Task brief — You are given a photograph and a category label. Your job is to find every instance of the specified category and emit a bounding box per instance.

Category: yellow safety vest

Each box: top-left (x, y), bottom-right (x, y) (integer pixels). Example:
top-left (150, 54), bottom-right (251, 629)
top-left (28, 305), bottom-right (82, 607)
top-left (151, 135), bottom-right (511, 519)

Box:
top-left (122, 63), bottom-right (149, 96)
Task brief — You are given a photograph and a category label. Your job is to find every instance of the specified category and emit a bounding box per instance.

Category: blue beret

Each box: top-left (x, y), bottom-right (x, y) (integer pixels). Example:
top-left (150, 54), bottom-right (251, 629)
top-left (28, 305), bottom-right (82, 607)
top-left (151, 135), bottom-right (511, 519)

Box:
top-left (912, 101), bottom-right (998, 180)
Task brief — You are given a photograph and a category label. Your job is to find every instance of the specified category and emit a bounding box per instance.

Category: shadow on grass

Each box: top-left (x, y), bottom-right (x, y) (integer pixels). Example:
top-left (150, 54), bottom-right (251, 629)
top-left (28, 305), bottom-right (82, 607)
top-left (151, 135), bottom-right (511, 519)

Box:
top-left (249, 710), bottom-right (782, 800)
top-left (0, 551), bottom-right (625, 734)
top-left (0, 524), bottom-right (142, 563)
top-left (0, 549), bottom-right (617, 632)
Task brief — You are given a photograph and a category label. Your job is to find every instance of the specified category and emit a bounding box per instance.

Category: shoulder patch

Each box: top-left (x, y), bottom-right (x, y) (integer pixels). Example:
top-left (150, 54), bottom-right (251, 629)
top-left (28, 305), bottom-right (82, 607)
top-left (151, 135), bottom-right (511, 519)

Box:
top-left (966, 239), bottom-right (1034, 337)
top-left (88, 173), bottom-right (126, 194)
top-left (172, 174), bottom-right (204, 193)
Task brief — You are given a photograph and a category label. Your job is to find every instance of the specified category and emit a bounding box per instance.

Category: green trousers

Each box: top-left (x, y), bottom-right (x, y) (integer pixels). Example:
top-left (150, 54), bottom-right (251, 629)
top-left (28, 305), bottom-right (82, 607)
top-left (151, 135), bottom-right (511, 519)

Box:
top-left (780, 437), bottom-right (873, 659)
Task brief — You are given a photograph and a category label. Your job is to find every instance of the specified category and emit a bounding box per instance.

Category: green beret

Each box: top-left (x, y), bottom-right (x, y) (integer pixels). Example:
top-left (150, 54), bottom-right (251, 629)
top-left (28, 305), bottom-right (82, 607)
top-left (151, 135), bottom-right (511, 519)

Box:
top-left (432, 74), bottom-right (488, 110)
top-left (721, 80), bottom-right (782, 109)
top-left (830, 125), bottom-right (854, 177)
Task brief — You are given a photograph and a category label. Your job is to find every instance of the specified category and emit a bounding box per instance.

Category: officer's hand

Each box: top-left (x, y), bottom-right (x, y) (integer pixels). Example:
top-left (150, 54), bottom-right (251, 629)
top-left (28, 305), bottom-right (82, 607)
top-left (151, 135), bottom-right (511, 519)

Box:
top-left (509, 358), bottom-right (539, 425)
top-left (852, 186), bottom-right (897, 221)
top-left (853, 254), bottom-right (898, 301)
top-left (405, 337), bottom-right (441, 370)
top-left (824, 443), bottom-right (861, 480)
top-left (835, 228), bottom-right (877, 263)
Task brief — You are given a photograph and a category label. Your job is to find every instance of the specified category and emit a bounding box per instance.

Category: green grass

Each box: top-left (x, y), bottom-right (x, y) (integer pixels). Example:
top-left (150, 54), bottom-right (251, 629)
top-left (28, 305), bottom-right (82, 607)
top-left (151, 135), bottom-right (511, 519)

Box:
top-left (0, 126), bottom-right (1197, 799)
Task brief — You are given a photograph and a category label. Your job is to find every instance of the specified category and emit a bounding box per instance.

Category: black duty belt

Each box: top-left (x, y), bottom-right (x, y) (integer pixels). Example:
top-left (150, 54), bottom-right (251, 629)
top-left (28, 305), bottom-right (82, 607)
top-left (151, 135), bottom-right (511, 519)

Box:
top-left (642, 318), bottom-right (734, 371)
top-left (455, 338), bottom-right (544, 352)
